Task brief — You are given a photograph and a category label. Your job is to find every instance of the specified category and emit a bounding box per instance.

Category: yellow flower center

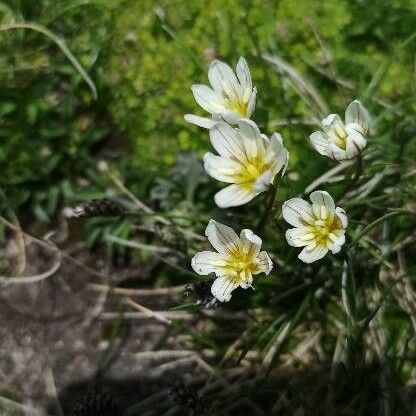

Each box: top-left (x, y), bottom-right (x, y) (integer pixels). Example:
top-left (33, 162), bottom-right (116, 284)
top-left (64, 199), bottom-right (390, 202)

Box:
top-left (226, 97), bottom-right (249, 117)
top-left (222, 247), bottom-right (259, 282)
top-left (329, 123), bottom-right (348, 150)
top-left (301, 212), bottom-right (343, 248)
top-left (233, 157), bottom-right (272, 191)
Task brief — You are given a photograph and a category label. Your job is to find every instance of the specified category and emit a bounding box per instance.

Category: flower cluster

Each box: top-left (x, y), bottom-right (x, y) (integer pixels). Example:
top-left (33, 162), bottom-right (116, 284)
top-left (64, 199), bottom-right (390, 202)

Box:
top-left (185, 57), bottom-right (256, 129)
top-left (191, 220), bottom-right (272, 302)
top-left (185, 57), bottom-right (370, 302)
top-left (283, 191), bottom-right (348, 263)
top-left (309, 100), bottom-right (370, 161)
top-left (205, 119), bottom-right (288, 208)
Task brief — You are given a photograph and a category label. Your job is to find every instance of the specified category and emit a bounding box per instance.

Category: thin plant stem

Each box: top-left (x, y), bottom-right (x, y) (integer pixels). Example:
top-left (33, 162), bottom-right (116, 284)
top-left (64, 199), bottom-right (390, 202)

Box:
top-left (256, 185), bottom-right (278, 233)
top-left (341, 248), bottom-right (357, 325)
top-left (338, 154), bottom-right (363, 201)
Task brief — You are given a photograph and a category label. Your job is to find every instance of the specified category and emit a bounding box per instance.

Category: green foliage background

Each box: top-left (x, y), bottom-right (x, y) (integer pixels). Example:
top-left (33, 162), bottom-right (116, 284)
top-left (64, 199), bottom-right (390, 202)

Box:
top-left (1, 0), bottom-right (416, 219)
top-left (1, 1), bottom-right (416, 413)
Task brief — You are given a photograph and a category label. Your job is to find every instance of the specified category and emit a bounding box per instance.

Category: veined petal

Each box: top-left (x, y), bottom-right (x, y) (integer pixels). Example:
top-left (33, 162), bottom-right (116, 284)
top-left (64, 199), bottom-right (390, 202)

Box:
top-left (309, 131), bottom-right (330, 156)
top-left (210, 122), bottom-right (246, 160)
top-left (335, 207), bottom-right (348, 228)
top-left (236, 57), bottom-right (252, 92)
top-left (298, 244), bottom-right (328, 263)
top-left (184, 114), bottom-right (218, 129)
top-left (345, 100), bottom-right (370, 135)
top-left (345, 136), bottom-right (361, 159)
top-left (240, 229), bottom-right (262, 257)
top-left (346, 126), bottom-right (366, 155)
top-left (254, 251), bottom-right (273, 275)
top-left (253, 169), bottom-right (273, 193)
top-left (236, 127), bottom-right (258, 161)
top-left (285, 227), bottom-right (314, 247)
top-left (246, 87), bottom-right (256, 118)
top-left (237, 118), bottom-right (267, 161)
top-left (267, 133), bottom-right (289, 176)
top-left (328, 233), bottom-right (346, 254)
top-left (322, 114), bottom-right (344, 135)
top-left (191, 84), bottom-right (224, 114)
top-left (240, 272), bottom-right (254, 289)
top-left (203, 152), bottom-right (241, 183)
top-left (211, 275), bottom-right (240, 302)
top-left (309, 191), bottom-right (335, 222)
top-left (214, 184), bottom-right (256, 208)
top-left (282, 198), bottom-right (315, 227)
top-left (208, 60), bottom-right (240, 100)
top-left (191, 251), bottom-right (227, 275)
top-left (237, 118), bottom-right (261, 141)
top-left (205, 219), bottom-right (240, 255)
top-left (327, 143), bottom-right (347, 161)
top-left (221, 109), bottom-right (241, 125)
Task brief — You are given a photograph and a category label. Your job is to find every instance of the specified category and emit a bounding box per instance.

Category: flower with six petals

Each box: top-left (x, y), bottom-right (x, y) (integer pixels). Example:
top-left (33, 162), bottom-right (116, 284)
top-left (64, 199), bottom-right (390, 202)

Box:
top-left (204, 118), bottom-right (289, 208)
top-left (309, 100), bottom-right (370, 161)
top-left (191, 220), bottom-right (273, 302)
top-left (184, 57), bottom-right (256, 129)
top-left (282, 191), bottom-right (347, 263)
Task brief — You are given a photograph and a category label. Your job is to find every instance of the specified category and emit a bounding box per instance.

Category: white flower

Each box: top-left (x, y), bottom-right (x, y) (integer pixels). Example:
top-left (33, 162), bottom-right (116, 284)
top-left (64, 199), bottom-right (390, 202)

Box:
top-left (191, 220), bottom-right (273, 302)
top-left (309, 100), bottom-right (370, 161)
top-left (184, 57), bottom-right (256, 129)
top-left (282, 191), bottom-right (347, 263)
top-left (204, 118), bottom-right (289, 208)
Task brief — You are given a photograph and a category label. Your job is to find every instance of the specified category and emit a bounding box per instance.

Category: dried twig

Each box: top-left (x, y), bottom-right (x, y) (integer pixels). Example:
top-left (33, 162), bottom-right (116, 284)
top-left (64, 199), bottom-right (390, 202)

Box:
top-left (125, 298), bottom-right (174, 325)
top-left (88, 283), bottom-right (185, 297)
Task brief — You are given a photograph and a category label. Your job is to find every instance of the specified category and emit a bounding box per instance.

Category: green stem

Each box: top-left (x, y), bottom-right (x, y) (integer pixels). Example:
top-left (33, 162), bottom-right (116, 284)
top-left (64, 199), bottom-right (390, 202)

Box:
top-left (256, 186), bottom-right (278, 233)
top-left (337, 154), bottom-right (363, 202)
top-left (341, 248), bottom-right (357, 326)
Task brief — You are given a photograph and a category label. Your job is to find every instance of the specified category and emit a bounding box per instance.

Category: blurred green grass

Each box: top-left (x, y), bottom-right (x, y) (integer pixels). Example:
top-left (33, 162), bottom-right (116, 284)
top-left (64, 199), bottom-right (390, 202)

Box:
top-left (0, 2), bottom-right (416, 414)
top-left (1, 0), bottom-right (415, 220)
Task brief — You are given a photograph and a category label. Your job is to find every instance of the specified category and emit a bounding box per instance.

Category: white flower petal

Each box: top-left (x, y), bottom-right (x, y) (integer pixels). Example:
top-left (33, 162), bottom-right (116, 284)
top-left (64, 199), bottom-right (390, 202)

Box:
top-left (282, 198), bottom-right (315, 227)
top-left (203, 152), bottom-right (241, 183)
top-left (309, 131), bottom-right (330, 156)
top-left (237, 118), bottom-right (261, 141)
top-left (267, 133), bottom-right (289, 176)
top-left (345, 100), bottom-right (370, 135)
top-left (236, 57), bottom-right (252, 92)
top-left (235, 120), bottom-right (260, 161)
top-left (221, 109), bottom-right (241, 125)
top-left (211, 275), bottom-right (240, 302)
top-left (255, 251), bottom-right (273, 275)
top-left (345, 126), bottom-right (366, 157)
top-left (328, 233), bottom-right (346, 254)
top-left (298, 244), bottom-right (328, 263)
top-left (309, 190), bottom-right (335, 221)
top-left (247, 87), bottom-right (256, 118)
top-left (253, 169), bottom-right (273, 193)
top-left (327, 142), bottom-right (347, 161)
top-left (191, 251), bottom-right (227, 275)
top-left (335, 207), bottom-right (348, 228)
top-left (240, 272), bottom-right (254, 289)
top-left (214, 184), bottom-right (256, 208)
top-left (285, 227), bottom-right (314, 247)
top-left (184, 114), bottom-right (218, 129)
top-left (191, 84), bottom-right (224, 114)
top-left (322, 114), bottom-right (344, 135)
top-left (209, 122), bottom-right (246, 160)
top-left (208, 60), bottom-right (240, 100)
top-left (345, 137), bottom-right (361, 159)
top-left (240, 229), bottom-right (262, 257)
top-left (205, 219), bottom-right (240, 256)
